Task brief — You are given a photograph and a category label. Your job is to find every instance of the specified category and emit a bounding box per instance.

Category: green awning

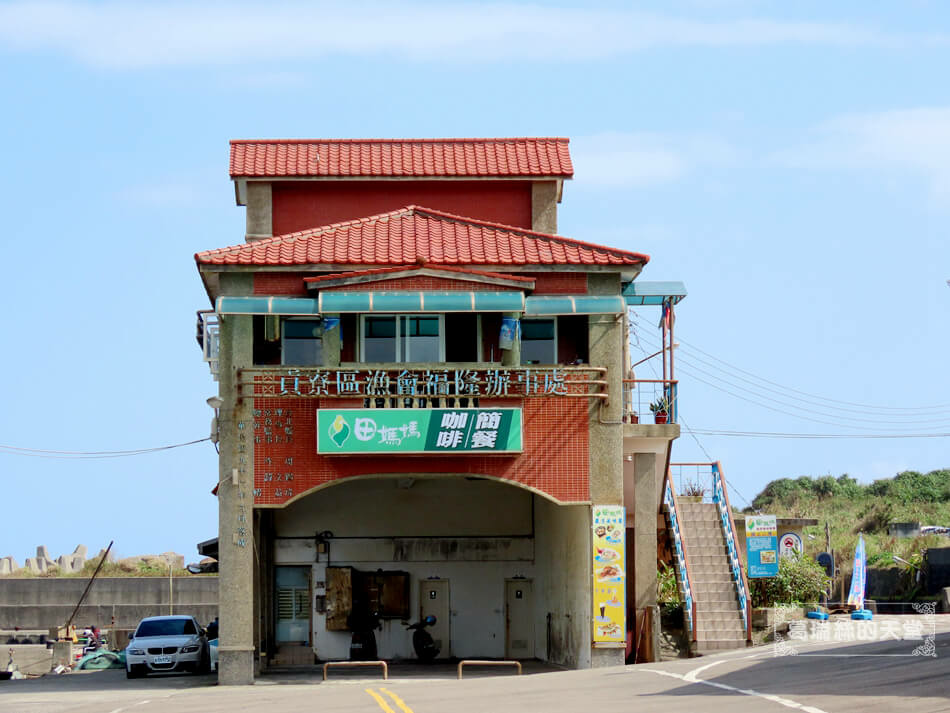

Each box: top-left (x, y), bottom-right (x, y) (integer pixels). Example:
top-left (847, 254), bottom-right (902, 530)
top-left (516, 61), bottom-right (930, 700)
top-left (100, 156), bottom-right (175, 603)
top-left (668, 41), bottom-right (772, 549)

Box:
top-left (524, 295), bottom-right (626, 315)
top-left (215, 296), bottom-right (320, 315)
top-left (317, 291), bottom-right (525, 313)
top-left (622, 281), bottom-right (687, 306)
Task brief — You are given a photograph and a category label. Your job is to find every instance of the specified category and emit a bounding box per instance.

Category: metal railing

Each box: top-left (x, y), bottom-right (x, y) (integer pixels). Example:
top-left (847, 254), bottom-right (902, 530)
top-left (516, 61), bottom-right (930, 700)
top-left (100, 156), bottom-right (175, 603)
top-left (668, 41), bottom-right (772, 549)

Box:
top-left (457, 660), bottom-right (522, 679)
top-left (669, 462), bottom-right (715, 503)
top-left (663, 471), bottom-right (696, 643)
top-left (622, 379), bottom-right (678, 424)
top-left (711, 462), bottom-right (753, 643)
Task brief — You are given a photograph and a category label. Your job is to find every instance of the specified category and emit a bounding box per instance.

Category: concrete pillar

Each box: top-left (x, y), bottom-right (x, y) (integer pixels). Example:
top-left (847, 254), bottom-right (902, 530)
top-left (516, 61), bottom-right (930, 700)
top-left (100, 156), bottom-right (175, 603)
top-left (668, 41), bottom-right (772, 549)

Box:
top-left (531, 181), bottom-right (558, 234)
top-left (217, 273), bottom-right (256, 684)
top-left (323, 314), bottom-right (341, 367)
top-left (500, 312), bottom-right (522, 367)
top-left (587, 273), bottom-right (625, 667)
top-left (245, 182), bottom-right (272, 242)
top-left (633, 452), bottom-right (660, 662)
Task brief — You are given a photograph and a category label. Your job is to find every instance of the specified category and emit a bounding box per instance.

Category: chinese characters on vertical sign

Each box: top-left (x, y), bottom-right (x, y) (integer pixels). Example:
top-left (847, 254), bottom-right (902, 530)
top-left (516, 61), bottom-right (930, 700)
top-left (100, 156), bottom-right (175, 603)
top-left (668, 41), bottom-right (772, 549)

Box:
top-left (746, 515), bottom-right (778, 578)
top-left (592, 505), bottom-right (626, 644)
top-left (251, 408), bottom-right (297, 501)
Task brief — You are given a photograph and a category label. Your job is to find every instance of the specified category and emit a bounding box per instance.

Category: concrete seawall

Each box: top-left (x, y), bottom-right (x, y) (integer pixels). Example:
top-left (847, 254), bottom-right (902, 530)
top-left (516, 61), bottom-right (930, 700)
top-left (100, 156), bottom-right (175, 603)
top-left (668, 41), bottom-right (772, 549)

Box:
top-left (0, 576), bottom-right (218, 629)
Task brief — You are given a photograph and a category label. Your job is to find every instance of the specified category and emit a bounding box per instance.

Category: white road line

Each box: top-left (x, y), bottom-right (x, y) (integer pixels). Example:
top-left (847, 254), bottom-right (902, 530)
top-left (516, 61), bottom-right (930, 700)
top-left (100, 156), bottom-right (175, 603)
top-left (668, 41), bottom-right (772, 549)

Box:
top-left (641, 668), bottom-right (829, 713)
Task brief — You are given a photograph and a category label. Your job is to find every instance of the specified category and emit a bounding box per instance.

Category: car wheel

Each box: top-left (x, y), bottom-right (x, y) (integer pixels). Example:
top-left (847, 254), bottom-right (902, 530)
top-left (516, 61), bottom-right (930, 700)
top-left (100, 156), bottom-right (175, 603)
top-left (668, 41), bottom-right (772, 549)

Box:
top-left (126, 664), bottom-right (145, 679)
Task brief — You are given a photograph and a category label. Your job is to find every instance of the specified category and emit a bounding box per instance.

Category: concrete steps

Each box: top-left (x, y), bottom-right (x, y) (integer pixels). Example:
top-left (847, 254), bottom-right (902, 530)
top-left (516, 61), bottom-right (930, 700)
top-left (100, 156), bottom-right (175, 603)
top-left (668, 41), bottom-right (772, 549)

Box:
top-left (671, 501), bottom-right (748, 655)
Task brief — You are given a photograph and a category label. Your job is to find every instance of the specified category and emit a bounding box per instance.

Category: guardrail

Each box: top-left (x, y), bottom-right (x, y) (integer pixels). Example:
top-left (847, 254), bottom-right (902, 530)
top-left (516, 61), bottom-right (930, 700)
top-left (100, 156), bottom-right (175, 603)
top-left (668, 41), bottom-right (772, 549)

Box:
top-left (663, 472), bottom-right (696, 644)
top-left (622, 379), bottom-right (678, 424)
top-left (711, 462), bottom-right (752, 643)
top-left (322, 660), bottom-right (388, 680)
top-left (457, 660), bottom-right (522, 679)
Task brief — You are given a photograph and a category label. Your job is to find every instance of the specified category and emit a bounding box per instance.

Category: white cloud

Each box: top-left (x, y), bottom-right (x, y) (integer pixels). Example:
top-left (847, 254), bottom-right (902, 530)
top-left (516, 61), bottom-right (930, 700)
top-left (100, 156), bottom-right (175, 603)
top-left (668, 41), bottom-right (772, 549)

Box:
top-left (777, 108), bottom-right (950, 200)
top-left (571, 131), bottom-right (734, 188)
top-left (0, 1), bottom-right (943, 68)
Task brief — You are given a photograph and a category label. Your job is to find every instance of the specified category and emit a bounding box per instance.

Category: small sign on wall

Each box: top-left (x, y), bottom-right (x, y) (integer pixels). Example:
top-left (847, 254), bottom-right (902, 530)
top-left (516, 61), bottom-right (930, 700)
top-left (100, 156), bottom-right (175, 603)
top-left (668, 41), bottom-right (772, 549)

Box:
top-left (746, 515), bottom-right (779, 578)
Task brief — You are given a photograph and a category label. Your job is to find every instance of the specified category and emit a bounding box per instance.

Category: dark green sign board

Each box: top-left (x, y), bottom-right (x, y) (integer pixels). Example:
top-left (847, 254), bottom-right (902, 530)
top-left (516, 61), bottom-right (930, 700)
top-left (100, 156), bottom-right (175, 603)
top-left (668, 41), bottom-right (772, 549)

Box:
top-left (317, 408), bottom-right (522, 454)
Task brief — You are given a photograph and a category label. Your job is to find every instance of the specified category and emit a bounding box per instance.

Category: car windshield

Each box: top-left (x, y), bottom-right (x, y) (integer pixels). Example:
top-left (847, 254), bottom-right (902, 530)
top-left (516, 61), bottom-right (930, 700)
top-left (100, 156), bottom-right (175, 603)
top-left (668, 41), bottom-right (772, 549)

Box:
top-left (135, 618), bottom-right (197, 637)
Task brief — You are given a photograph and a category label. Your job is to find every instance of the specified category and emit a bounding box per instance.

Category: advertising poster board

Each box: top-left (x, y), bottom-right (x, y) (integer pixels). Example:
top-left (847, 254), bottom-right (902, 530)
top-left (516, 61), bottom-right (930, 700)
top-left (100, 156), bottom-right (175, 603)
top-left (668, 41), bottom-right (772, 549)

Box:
top-left (592, 504), bottom-right (626, 643)
top-left (746, 515), bottom-right (779, 578)
top-left (317, 408), bottom-right (522, 454)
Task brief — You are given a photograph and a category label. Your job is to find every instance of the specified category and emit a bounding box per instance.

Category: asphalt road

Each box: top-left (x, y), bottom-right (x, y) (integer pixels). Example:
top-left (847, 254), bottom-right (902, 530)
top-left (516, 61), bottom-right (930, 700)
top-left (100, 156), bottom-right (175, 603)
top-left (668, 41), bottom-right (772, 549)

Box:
top-left (2, 621), bottom-right (948, 713)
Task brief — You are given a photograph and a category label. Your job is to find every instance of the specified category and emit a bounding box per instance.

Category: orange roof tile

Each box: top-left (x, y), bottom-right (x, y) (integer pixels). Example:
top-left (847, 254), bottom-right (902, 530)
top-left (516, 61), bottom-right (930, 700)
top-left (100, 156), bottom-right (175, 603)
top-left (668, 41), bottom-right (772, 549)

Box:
top-left (195, 206), bottom-right (648, 268)
top-left (229, 138), bottom-right (573, 178)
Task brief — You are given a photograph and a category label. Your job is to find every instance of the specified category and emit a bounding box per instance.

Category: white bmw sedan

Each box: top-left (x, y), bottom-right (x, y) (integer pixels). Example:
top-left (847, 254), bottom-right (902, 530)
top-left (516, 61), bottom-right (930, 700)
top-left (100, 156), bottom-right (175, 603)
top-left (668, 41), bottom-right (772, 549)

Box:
top-left (125, 615), bottom-right (209, 678)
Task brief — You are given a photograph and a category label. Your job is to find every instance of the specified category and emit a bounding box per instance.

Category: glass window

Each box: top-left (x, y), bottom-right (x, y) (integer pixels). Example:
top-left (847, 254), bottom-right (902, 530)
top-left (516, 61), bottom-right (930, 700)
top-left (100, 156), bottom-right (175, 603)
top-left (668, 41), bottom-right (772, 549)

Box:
top-left (521, 318), bottom-right (556, 364)
top-left (402, 316), bottom-right (440, 362)
top-left (363, 316), bottom-right (397, 362)
top-left (361, 316), bottom-right (443, 363)
top-left (282, 319), bottom-right (323, 366)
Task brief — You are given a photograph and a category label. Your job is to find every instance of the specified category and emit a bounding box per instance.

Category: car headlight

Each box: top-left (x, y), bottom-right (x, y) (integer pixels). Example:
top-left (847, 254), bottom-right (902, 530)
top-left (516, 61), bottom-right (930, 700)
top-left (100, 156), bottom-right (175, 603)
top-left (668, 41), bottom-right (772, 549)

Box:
top-left (128, 648), bottom-right (145, 655)
top-left (181, 645), bottom-right (200, 653)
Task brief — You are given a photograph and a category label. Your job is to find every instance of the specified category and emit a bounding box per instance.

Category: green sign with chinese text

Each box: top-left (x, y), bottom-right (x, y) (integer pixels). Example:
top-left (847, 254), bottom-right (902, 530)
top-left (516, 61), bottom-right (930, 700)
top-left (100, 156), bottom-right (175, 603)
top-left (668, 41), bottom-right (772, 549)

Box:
top-left (317, 408), bottom-right (523, 454)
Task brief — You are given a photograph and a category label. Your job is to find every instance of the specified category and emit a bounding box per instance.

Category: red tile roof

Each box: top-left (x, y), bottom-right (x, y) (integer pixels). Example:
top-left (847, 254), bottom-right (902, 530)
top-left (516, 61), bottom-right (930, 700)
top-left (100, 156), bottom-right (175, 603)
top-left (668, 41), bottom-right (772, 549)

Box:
top-left (229, 138), bottom-right (573, 178)
top-left (195, 206), bottom-right (649, 268)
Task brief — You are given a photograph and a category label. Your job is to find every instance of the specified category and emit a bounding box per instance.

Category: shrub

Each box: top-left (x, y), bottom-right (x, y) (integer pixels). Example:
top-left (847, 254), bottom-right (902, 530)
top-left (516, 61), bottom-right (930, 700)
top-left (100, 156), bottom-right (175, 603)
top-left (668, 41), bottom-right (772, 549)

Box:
top-left (657, 562), bottom-right (681, 605)
top-left (750, 553), bottom-right (830, 608)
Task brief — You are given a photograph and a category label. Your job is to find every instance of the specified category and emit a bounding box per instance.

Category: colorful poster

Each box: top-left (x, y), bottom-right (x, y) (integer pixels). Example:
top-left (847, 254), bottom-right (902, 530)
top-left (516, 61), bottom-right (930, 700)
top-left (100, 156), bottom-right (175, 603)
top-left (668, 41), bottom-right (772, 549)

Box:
top-left (746, 515), bottom-right (779, 578)
top-left (317, 408), bottom-right (522, 454)
top-left (592, 504), bottom-right (626, 643)
top-left (847, 534), bottom-right (867, 609)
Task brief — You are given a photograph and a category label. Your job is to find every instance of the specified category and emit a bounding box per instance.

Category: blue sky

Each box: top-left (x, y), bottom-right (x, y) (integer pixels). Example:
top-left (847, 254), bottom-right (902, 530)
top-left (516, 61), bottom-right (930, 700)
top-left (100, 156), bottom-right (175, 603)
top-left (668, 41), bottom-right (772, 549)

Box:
top-left (1, 1), bottom-right (948, 564)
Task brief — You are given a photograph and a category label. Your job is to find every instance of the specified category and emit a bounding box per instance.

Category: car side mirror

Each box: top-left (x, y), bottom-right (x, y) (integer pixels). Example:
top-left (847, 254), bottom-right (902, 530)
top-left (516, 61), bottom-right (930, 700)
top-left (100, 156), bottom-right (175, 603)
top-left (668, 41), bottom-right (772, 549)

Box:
top-left (128, 632), bottom-right (134, 640)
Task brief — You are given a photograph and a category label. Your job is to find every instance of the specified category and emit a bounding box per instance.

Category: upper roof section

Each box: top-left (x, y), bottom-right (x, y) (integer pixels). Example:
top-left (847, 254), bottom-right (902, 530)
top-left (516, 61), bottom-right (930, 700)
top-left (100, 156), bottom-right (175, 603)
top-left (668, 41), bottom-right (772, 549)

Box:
top-left (229, 138), bottom-right (574, 179)
top-left (195, 205), bottom-right (648, 269)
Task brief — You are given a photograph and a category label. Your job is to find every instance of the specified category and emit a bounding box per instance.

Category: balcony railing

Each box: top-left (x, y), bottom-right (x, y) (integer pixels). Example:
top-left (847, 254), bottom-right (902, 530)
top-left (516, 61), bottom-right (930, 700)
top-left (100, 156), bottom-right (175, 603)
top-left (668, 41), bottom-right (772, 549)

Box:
top-left (622, 379), bottom-right (678, 425)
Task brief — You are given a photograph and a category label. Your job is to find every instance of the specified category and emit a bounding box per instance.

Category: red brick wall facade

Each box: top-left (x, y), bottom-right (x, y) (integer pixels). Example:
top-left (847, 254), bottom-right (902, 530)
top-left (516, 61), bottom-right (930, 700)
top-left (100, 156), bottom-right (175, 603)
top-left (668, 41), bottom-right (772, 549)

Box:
top-left (250, 396), bottom-right (590, 506)
top-left (329, 276), bottom-right (521, 292)
top-left (527, 272), bottom-right (587, 294)
top-left (272, 180), bottom-right (533, 236)
top-left (253, 273), bottom-right (310, 296)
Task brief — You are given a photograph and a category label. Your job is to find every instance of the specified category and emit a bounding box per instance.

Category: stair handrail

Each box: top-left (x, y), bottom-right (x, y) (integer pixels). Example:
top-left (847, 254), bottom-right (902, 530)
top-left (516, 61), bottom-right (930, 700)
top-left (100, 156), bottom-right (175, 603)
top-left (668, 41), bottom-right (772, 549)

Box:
top-left (711, 462), bottom-right (753, 643)
top-left (663, 469), bottom-right (697, 643)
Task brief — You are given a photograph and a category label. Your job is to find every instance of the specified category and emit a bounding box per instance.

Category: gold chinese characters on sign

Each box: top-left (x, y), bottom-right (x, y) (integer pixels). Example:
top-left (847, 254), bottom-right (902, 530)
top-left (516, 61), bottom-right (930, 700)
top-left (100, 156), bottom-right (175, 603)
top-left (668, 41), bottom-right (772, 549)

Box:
top-left (592, 504), bottom-right (626, 644)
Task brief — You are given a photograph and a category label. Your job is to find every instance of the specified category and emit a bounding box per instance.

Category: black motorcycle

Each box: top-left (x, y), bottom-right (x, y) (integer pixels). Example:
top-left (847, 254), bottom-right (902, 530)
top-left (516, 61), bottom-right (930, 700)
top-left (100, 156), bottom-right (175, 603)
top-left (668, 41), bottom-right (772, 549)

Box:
top-left (404, 615), bottom-right (439, 661)
top-left (348, 609), bottom-right (381, 661)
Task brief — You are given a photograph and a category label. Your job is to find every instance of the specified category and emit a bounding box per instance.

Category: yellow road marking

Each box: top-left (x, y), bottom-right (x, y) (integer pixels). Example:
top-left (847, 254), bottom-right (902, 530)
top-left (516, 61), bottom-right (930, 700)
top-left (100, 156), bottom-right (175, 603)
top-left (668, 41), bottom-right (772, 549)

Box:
top-left (380, 687), bottom-right (415, 713)
top-left (365, 688), bottom-right (397, 713)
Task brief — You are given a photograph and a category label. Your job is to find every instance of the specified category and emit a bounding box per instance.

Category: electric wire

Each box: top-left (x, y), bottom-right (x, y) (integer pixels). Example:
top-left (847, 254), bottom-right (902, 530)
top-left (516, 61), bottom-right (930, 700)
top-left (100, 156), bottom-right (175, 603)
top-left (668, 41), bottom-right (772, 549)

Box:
top-left (0, 438), bottom-right (211, 460)
top-left (634, 330), bottom-right (950, 431)
top-left (674, 334), bottom-right (950, 413)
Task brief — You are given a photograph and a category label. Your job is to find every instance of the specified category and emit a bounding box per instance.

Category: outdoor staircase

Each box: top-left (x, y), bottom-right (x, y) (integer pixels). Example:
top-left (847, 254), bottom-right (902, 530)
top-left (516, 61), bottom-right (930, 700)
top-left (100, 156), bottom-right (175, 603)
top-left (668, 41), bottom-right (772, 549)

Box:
top-left (676, 501), bottom-right (748, 653)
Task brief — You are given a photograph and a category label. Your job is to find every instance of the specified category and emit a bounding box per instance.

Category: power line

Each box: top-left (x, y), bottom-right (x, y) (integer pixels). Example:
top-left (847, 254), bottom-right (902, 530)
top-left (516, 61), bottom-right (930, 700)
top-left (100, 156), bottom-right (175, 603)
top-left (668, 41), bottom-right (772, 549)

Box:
top-left (685, 429), bottom-right (950, 439)
top-left (675, 334), bottom-right (950, 413)
top-left (0, 438), bottom-right (211, 460)
top-left (634, 330), bottom-right (950, 431)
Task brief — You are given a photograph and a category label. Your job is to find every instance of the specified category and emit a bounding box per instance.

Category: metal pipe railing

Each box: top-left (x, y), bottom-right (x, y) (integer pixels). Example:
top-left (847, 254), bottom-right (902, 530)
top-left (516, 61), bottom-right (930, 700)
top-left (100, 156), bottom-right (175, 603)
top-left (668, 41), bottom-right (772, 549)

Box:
top-left (712, 462), bottom-right (753, 643)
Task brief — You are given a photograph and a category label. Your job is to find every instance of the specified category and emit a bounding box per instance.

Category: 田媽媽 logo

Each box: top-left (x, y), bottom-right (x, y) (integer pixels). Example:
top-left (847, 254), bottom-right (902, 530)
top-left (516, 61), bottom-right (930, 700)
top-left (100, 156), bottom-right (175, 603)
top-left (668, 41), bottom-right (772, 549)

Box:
top-left (328, 414), bottom-right (351, 447)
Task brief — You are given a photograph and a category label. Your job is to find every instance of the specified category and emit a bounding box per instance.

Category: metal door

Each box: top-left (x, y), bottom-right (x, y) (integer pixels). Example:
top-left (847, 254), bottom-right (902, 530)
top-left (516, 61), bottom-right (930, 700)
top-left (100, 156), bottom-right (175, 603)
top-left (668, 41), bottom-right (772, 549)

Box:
top-left (505, 579), bottom-right (534, 659)
top-left (419, 579), bottom-right (450, 658)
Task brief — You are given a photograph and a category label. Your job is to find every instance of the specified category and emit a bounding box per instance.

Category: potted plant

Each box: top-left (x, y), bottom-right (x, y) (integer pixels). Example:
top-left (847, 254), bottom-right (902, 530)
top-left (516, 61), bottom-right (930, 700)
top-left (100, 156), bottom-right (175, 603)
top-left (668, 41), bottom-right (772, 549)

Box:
top-left (680, 479), bottom-right (707, 503)
top-left (650, 396), bottom-right (670, 424)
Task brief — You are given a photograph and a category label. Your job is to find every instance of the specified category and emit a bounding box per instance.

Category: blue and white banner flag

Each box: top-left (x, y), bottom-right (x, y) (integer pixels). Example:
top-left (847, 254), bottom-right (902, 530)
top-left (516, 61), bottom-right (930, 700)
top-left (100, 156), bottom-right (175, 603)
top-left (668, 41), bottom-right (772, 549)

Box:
top-left (847, 534), bottom-right (867, 609)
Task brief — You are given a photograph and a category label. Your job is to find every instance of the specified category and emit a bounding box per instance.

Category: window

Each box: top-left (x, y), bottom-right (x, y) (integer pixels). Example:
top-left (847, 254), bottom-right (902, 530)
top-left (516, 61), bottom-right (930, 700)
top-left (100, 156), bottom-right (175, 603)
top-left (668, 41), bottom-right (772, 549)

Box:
top-left (360, 315), bottom-right (444, 363)
top-left (521, 318), bottom-right (556, 364)
top-left (282, 319), bottom-right (323, 366)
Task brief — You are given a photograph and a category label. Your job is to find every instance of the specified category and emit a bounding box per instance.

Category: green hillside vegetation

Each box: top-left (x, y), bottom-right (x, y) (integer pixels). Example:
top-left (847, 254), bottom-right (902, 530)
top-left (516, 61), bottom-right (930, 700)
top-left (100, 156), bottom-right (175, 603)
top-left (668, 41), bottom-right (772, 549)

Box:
top-left (746, 468), bottom-right (950, 600)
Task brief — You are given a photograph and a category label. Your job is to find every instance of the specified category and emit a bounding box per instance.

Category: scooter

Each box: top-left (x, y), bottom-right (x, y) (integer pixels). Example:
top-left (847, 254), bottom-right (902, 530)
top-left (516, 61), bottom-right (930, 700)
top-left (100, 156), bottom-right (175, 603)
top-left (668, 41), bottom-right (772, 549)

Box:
top-left (404, 615), bottom-right (439, 661)
top-left (348, 609), bottom-right (381, 661)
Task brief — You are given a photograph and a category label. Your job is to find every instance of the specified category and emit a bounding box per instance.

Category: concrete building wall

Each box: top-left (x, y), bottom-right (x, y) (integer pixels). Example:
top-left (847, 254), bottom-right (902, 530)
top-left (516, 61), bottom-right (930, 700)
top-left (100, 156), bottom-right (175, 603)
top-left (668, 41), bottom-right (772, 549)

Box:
top-left (534, 497), bottom-right (591, 668)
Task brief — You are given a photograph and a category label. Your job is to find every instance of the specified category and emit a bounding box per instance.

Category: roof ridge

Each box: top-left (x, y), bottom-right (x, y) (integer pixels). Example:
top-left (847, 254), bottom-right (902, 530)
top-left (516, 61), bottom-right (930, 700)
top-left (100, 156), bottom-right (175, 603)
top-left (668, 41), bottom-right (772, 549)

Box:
top-left (230, 137), bottom-right (569, 145)
top-left (195, 205), bottom-right (649, 265)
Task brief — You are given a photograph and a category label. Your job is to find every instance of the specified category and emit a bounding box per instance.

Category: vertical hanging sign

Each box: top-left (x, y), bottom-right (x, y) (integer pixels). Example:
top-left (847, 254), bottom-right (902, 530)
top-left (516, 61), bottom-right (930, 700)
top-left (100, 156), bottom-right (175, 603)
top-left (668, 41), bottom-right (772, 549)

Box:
top-left (592, 504), bottom-right (626, 643)
top-left (746, 515), bottom-right (779, 578)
